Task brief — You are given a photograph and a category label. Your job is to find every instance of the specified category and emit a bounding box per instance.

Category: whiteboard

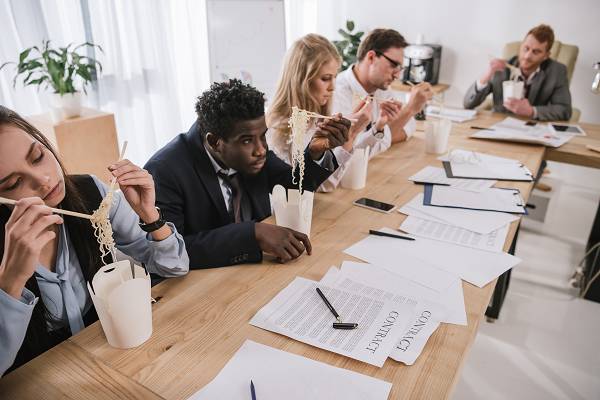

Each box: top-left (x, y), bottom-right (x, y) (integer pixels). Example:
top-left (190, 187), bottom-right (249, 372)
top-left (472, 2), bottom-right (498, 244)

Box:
top-left (206, 0), bottom-right (286, 102)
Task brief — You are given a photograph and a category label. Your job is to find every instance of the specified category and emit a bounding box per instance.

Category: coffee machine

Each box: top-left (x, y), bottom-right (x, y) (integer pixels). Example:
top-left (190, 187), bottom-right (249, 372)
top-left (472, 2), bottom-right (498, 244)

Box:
top-left (402, 35), bottom-right (442, 85)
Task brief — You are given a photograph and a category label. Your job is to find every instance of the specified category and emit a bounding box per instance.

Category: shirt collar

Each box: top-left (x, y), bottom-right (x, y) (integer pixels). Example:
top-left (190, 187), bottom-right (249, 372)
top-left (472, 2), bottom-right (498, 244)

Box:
top-left (203, 142), bottom-right (237, 176)
top-left (518, 66), bottom-right (541, 85)
top-left (35, 224), bottom-right (69, 282)
top-left (346, 65), bottom-right (370, 97)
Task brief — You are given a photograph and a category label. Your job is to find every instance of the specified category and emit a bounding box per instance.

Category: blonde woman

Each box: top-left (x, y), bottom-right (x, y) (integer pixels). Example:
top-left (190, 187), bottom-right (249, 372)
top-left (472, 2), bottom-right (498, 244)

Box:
top-left (266, 34), bottom-right (371, 192)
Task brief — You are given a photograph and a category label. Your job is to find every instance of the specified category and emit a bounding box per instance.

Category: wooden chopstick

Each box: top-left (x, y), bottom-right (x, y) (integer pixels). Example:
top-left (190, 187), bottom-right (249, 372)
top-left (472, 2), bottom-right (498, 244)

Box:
top-left (305, 111), bottom-right (358, 123)
top-left (0, 196), bottom-right (93, 220)
top-left (108, 141), bottom-right (129, 191)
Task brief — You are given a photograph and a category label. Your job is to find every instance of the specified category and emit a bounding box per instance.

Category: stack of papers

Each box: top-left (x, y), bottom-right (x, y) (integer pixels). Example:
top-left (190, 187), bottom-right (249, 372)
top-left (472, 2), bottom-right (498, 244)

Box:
top-left (425, 105), bottom-right (477, 123)
top-left (409, 166), bottom-right (496, 192)
top-left (189, 340), bottom-right (392, 400)
top-left (333, 261), bottom-right (466, 326)
top-left (400, 215), bottom-right (508, 253)
top-left (250, 257), bottom-right (467, 368)
top-left (250, 277), bottom-right (417, 367)
top-left (344, 227), bottom-right (521, 288)
top-left (470, 117), bottom-right (575, 148)
top-left (441, 149), bottom-right (533, 181)
top-left (320, 263), bottom-right (449, 365)
top-left (399, 193), bottom-right (519, 234)
top-left (424, 184), bottom-right (527, 214)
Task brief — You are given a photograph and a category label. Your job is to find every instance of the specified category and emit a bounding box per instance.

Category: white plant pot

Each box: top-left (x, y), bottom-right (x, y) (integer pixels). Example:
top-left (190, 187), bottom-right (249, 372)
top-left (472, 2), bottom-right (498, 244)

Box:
top-left (49, 92), bottom-right (83, 122)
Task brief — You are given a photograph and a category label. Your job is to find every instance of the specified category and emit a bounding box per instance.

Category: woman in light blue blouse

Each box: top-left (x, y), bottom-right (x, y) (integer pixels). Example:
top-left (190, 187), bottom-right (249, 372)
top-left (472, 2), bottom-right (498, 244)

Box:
top-left (0, 106), bottom-right (189, 376)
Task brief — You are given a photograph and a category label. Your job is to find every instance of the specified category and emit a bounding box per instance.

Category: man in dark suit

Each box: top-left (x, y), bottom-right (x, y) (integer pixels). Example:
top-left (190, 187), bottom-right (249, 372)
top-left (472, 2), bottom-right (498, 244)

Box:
top-left (464, 24), bottom-right (572, 121)
top-left (145, 79), bottom-right (350, 268)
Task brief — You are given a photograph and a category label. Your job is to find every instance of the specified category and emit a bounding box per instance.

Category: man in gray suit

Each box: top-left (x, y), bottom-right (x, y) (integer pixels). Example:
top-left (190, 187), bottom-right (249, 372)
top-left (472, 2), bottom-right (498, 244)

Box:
top-left (464, 24), bottom-right (572, 121)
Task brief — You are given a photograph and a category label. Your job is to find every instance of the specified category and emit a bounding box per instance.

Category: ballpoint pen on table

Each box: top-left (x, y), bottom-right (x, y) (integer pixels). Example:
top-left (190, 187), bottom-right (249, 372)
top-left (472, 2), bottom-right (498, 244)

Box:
top-left (250, 380), bottom-right (256, 400)
top-left (316, 287), bottom-right (359, 330)
top-left (368, 229), bottom-right (415, 241)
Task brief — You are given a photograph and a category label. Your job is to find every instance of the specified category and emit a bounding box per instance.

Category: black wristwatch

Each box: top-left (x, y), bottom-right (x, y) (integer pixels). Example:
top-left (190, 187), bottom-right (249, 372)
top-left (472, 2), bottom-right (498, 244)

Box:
top-left (139, 207), bottom-right (167, 232)
top-left (373, 126), bottom-right (385, 139)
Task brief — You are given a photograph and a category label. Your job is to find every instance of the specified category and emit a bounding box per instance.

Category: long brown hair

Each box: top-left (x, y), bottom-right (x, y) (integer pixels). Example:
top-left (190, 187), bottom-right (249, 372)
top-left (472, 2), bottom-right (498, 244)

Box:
top-left (0, 105), bottom-right (105, 372)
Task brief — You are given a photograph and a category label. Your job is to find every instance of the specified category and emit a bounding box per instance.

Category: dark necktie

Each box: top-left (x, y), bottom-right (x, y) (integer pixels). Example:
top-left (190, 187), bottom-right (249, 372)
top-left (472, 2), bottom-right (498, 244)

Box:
top-left (218, 172), bottom-right (242, 223)
top-left (517, 75), bottom-right (531, 100)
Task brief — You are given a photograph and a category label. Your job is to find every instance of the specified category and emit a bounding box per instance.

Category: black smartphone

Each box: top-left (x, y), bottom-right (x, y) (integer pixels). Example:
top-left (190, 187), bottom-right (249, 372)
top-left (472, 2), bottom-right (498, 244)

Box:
top-left (353, 197), bottom-right (396, 213)
top-left (550, 124), bottom-right (583, 134)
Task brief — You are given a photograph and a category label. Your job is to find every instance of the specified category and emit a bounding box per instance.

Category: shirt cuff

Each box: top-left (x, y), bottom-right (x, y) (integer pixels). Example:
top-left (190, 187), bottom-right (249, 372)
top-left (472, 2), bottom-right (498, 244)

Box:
top-left (532, 106), bottom-right (538, 120)
top-left (332, 146), bottom-right (353, 165)
top-left (145, 221), bottom-right (175, 242)
top-left (475, 80), bottom-right (489, 92)
top-left (313, 152), bottom-right (326, 166)
top-left (403, 118), bottom-right (417, 138)
top-left (0, 286), bottom-right (38, 310)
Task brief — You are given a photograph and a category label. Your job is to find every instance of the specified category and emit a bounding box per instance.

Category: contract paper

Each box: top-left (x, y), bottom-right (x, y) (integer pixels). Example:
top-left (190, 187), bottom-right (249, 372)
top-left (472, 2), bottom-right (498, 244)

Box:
top-left (337, 261), bottom-right (466, 326)
top-left (400, 215), bottom-right (509, 253)
top-left (320, 265), bottom-right (448, 365)
top-left (250, 277), bottom-right (417, 367)
top-left (470, 117), bottom-right (575, 148)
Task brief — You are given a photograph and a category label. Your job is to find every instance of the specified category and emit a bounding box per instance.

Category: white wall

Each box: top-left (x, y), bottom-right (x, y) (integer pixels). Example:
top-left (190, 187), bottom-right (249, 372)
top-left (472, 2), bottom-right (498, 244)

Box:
top-left (304, 0), bottom-right (600, 123)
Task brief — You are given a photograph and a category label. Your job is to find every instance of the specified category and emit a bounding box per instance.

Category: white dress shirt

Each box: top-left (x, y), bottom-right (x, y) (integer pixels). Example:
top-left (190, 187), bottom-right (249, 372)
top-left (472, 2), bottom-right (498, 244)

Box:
top-left (204, 143), bottom-right (238, 213)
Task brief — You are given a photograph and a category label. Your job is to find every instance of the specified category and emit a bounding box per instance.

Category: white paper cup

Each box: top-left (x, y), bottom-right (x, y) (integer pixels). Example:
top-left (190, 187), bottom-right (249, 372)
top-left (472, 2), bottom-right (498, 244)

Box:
top-left (340, 147), bottom-right (370, 190)
top-left (425, 119), bottom-right (451, 154)
top-left (503, 80), bottom-right (524, 102)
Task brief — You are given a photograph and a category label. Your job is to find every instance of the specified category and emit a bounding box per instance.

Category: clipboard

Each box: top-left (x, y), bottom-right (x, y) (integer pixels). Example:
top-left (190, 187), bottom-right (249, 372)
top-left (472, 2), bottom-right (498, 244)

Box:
top-left (442, 160), bottom-right (534, 182)
top-left (423, 184), bottom-right (527, 214)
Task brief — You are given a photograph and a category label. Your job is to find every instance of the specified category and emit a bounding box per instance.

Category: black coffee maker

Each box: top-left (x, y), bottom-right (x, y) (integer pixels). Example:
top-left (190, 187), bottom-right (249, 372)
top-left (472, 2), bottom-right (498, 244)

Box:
top-left (402, 39), bottom-right (442, 85)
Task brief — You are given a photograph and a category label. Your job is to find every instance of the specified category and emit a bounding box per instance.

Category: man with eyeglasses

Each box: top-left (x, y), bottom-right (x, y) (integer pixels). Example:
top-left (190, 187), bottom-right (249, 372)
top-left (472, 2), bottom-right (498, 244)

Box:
top-left (333, 28), bottom-right (433, 160)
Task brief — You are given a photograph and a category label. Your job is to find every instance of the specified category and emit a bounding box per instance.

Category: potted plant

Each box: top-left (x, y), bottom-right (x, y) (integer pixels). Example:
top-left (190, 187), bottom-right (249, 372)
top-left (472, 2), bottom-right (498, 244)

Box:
top-left (332, 20), bottom-right (364, 71)
top-left (0, 40), bottom-right (102, 121)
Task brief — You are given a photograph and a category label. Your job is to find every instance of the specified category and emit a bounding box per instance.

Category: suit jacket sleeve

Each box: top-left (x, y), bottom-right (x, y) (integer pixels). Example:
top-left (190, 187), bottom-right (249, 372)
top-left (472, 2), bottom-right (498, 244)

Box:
top-left (146, 159), bottom-right (262, 269)
top-left (534, 64), bottom-right (572, 121)
top-left (463, 79), bottom-right (493, 109)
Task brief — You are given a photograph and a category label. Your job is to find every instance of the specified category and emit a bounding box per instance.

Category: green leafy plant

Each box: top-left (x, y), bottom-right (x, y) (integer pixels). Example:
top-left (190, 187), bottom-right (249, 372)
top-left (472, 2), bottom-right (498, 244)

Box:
top-left (332, 20), bottom-right (364, 71)
top-left (0, 40), bottom-right (103, 95)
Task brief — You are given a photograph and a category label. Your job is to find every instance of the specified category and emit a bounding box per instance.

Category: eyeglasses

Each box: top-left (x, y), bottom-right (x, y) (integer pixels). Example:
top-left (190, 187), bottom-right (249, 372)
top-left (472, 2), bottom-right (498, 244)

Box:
top-left (375, 51), bottom-right (404, 72)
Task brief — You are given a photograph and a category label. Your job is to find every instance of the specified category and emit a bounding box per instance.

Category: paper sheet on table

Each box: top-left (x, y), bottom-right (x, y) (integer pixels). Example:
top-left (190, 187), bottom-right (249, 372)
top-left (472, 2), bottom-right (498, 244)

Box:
top-left (438, 149), bottom-right (523, 164)
top-left (320, 266), bottom-right (447, 365)
top-left (344, 228), bottom-right (521, 287)
top-left (189, 340), bottom-right (392, 400)
top-left (400, 215), bottom-right (508, 253)
top-left (336, 261), bottom-right (466, 326)
top-left (440, 148), bottom-right (533, 181)
top-left (425, 105), bottom-right (477, 123)
top-left (409, 166), bottom-right (496, 192)
top-left (424, 184), bottom-right (526, 214)
top-left (250, 277), bottom-right (417, 367)
top-left (470, 117), bottom-right (574, 148)
top-left (399, 193), bottom-right (519, 234)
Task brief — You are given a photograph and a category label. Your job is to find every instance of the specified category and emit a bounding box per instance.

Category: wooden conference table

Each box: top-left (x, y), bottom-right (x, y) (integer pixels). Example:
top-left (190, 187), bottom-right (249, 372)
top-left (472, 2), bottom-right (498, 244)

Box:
top-left (2, 112), bottom-right (600, 400)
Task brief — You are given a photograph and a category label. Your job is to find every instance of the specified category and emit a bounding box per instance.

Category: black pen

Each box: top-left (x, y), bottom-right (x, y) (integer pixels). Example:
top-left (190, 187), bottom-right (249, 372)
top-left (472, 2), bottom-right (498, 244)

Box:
top-left (470, 126), bottom-right (495, 131)
top-left (250, 380), bottom-right (256, 400)
top-left (369, 230), bottom-right (415, 241)
top-left (316, 288), bottom-right (358, 330)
